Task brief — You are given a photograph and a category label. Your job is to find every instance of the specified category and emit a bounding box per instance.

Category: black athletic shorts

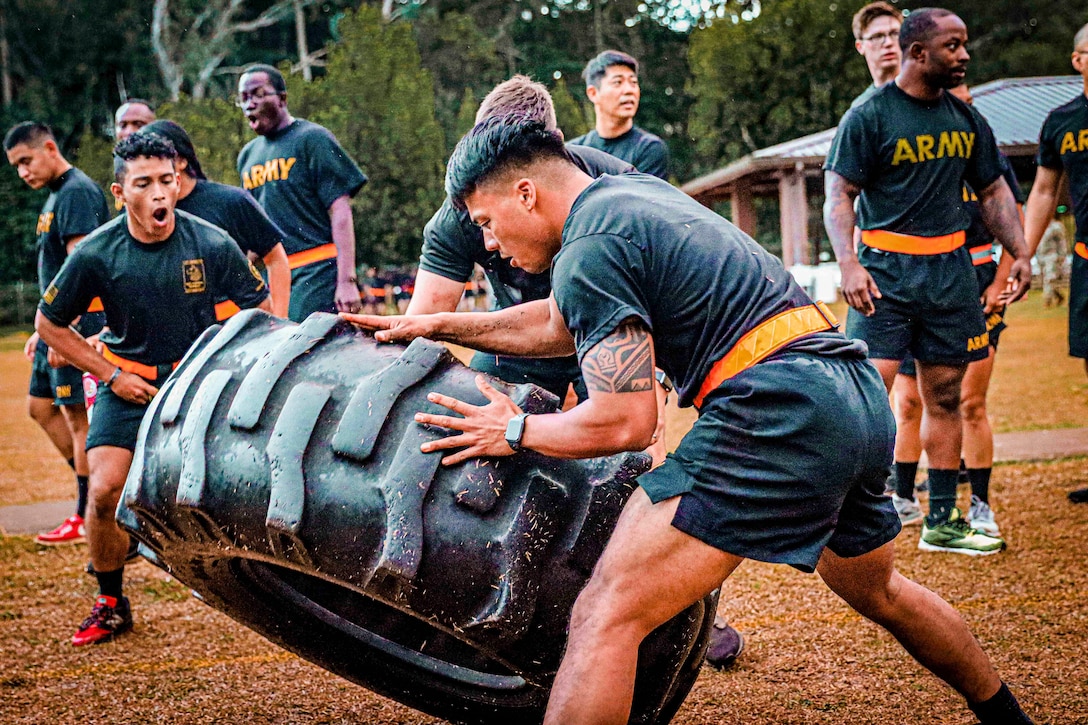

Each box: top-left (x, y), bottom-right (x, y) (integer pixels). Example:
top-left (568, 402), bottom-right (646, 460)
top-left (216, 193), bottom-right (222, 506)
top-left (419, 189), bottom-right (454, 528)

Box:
top-left (288, 257), bottom-right (337, 323)
top-left (848, 247), bottom-right (988, 366)
top-left (638, 352), bottom-right (900, 573)
top-left (898, 304), bottom-right (1005, 376)
top-left (28, 342), bottom-right (85, 406)
top-left (1071, 248), bottom-right (1087, 359)
top-left (85, 371), bottom-right (170, 451)
top-left (470, 352), bottom-right (587, 405)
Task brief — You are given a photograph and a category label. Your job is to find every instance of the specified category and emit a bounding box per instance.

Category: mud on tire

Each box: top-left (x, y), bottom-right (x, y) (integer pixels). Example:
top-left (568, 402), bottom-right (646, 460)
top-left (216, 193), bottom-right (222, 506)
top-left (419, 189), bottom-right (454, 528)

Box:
top-left (118, 310), bottom-right (716, 724)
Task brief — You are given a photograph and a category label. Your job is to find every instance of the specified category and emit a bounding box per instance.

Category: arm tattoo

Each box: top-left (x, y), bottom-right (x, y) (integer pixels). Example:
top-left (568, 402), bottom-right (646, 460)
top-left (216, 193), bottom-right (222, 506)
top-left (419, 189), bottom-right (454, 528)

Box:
top-left (823, 172), bottom-right (861, 263)
top-left (582, 320), bottom-right (655, 394)
top-left (979, 179), bottom-right (1028, 258)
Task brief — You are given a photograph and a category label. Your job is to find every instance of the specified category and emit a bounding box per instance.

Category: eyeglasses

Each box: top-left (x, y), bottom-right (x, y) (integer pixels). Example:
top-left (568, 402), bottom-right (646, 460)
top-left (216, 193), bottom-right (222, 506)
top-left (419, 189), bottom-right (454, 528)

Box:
top-left (861, 30), bottom-right (900, 44)
top-left (234, 88), bottom-right (281, 108)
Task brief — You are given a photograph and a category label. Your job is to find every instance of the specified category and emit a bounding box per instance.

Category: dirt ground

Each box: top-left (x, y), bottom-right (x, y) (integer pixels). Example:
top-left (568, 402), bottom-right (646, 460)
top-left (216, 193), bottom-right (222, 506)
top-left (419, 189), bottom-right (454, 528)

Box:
top-left (1, 291), bottom-right (1087, 724)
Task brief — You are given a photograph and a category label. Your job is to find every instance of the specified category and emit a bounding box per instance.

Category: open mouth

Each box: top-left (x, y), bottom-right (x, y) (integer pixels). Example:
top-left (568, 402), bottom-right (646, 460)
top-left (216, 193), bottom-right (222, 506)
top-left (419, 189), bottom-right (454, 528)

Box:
top-left (152, 208), bottom-right (168, 223)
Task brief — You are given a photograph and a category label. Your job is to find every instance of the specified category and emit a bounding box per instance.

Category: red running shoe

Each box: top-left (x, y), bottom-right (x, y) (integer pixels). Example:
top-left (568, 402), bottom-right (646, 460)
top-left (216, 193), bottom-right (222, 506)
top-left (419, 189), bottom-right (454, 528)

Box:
top-left (72, 595), bottom-right (132, 646)
top-left (35, 514), bottom-right (85, 546)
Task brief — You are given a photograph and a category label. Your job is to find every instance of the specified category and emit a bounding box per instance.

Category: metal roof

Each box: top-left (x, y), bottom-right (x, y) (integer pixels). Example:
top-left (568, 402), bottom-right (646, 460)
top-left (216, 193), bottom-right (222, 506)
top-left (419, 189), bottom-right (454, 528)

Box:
top-left (971, 75), bottom-right (1083, 147)
top-left (682, 75), bottom-right (1085, 202)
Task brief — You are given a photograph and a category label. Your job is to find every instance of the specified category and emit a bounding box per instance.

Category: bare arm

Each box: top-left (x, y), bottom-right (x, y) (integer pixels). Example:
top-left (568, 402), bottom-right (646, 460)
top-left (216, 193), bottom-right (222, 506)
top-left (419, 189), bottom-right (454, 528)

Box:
top-left (64, 234), bottom-right (87, 255)
top-left (977, 177), bottom-right (1032, 304)
top-left (342, 295), bottom-right (576, 358)
top-left (260, 243), bottom-right (291, 318)
top-left (405, 269), bottom-right (470, 315)
top-left (1022, 166), bottom-right (1063, 258)
top-left (823, 171), bottom-right (881, 315)
top-left (329, 195), bottom-right (362, 313)
top-left (35, 311), bottom-right (158, 404)
top-left (416, 319), bottom-right (659, 465)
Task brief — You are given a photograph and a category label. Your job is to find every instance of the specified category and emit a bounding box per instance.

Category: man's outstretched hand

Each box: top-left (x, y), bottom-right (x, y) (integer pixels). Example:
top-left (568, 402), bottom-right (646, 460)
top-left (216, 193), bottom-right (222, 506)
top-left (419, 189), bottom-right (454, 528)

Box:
top-left (341, 312), bottom-right (437, 344)
top-left (415, 375), bottom-right (524, 466)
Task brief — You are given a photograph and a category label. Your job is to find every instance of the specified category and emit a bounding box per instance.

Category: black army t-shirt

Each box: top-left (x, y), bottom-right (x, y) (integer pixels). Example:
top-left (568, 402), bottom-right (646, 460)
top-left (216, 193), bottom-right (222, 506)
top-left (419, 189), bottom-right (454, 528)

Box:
top-left (826, 83), bottom-right (1004, 237)
top-left (37, 167), bottom-right (110, 294)
top-left (40, 211), bottom-right (268, 365)
top-left (237, 119), bottom-right (367, 255)
top-left (1038, 94), bottom-right (1088, 242)
top-left (419, 145), bottom-right (634, 309)
top-left (176, 179), bottom-right (287, 259)
top-left (552, 175), bottom-right (865, 408)
top-left (568, 125), bottom-right (669, 180)
top-left (849, 82), bottom-right (884, 110)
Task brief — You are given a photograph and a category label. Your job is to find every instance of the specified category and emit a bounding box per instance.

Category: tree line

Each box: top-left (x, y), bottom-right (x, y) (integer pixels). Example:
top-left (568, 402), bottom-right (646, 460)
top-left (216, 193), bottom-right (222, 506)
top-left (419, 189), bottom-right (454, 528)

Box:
top-left (1, 0), bottom-right (1083, 288)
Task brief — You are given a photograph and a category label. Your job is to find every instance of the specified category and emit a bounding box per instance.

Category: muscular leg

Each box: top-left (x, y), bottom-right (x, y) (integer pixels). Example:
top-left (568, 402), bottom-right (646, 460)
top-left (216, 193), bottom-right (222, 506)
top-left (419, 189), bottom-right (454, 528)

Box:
top-left (817, 543), bottom-right (1000, 703)
top-left (871, 358), bottom-right (900, 393)
top-left (914, 362), bottom-right (967, 471)
top-left (543, 489), bottom-right (743, 725)
top-left (28, 395), bottom-right (75, 462)
top-left (892, 374), bottom-right (923, 465)
top-left (960, 349), bottom-right (995, 470)
top-left (59, 403), bottom-right (90, 477)
top-left (86, 446), bottom-right (133, 574)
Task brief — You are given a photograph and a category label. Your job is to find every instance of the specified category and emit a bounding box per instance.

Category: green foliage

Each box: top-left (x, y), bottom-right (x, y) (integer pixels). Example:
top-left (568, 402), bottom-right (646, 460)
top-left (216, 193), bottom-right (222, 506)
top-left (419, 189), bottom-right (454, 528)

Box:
top-left (411, 9), bottom-right (506, 153)
top-left (687, 0), bottom-right (869, 174)
top-left (455, 87), bottom-right (479, 141)
top-left (286, 6), bottom-right (447, 267)
top-left (550, 75), bottom-right (590, 138)
top-left (157, 97), bottom-right (253, 186)
top-left (0, 168), bottom-right (42, 285)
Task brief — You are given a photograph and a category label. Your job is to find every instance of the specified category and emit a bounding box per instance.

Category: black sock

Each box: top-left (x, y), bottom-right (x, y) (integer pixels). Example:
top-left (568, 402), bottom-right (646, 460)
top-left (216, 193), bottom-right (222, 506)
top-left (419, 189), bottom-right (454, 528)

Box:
top-left (895, 461), bottom-right (919, 500)
top-left (95, 567), bottom-right (124, 600)
top-left (66, 457), bottom-right (75, 470)
top-left (925, 468), bottom-right (959, 525)
top-left (968, 682), bottom-right (1034, 724)
top-left (76, 475), bottom-right (89, 519)
top-left (967, 468), bottom-right (992, 503)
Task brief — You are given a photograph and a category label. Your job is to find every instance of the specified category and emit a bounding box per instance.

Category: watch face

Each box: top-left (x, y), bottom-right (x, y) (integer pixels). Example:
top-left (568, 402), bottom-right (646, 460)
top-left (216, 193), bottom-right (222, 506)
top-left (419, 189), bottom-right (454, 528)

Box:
top-left (505, 413), bottom-right (527, 450)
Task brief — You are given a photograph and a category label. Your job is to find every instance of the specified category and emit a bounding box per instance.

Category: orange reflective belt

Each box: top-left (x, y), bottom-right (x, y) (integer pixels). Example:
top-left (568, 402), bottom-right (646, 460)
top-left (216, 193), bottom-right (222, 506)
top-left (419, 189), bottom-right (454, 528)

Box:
top-left (87, 297), bottom-right (104, 312)
top-left (861, 229), bottom-right (966, 255)
top-left (214, 300), bottom-right (241, 321)
top-left (102, 347), bottom-right (179, 381)
top-left (287, 243), bottom-right (337, 270)
top-left (693, 302), bottom-right (839, 409)
top-left (1076, 242), bottom-right (1088, 260)
top-left (969, 244), bottom-right (994, 266)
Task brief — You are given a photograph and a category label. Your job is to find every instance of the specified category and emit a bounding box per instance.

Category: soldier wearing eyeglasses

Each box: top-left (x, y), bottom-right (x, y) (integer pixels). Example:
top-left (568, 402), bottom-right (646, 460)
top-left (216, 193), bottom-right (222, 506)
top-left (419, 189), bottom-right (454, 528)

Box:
top-left (850, 2), bottom-right (903, 109)
top-left (236, 63), bottom-right (367, 322)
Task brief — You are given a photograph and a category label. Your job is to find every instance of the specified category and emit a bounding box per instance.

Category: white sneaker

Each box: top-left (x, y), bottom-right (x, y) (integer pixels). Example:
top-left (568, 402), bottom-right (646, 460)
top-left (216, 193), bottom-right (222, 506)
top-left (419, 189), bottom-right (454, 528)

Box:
top-left (892, 494), bottom-right (924, 526)
top-left (967, 495), bottom-right (1000, 537)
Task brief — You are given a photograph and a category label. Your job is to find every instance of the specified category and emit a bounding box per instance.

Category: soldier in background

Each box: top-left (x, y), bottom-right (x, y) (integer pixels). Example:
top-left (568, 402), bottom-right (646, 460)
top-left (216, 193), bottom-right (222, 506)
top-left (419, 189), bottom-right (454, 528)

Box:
top-left (1038, 209), bottom-right (1070, 307)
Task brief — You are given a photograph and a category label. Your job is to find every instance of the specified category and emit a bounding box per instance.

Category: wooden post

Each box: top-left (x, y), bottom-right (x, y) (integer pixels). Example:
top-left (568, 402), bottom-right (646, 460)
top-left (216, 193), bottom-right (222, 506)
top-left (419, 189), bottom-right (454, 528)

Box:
top-left (731, 185), bottom-right (757, 238)
top-left (778, 164), bottom-right (809, 268)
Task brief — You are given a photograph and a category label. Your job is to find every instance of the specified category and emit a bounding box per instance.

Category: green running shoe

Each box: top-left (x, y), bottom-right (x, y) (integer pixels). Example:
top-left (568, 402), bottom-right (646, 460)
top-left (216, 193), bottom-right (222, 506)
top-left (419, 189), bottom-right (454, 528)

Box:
top-left (918, 507), bottom-right (1006, 556)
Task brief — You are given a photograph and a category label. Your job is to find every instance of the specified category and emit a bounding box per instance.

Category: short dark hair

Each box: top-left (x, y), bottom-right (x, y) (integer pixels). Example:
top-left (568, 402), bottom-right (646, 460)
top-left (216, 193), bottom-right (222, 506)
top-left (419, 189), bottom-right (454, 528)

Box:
top-left (582, 50), bottom-right (638, 88)
top-left (445, 115), bottom-right (568, 208)
top-left (899, 7), bottom-right (956, 51)
top-left (852, 2), bottom-right (903, 40)
top-left (113, 132), bottom-right (177, 183)
top-left (139, 120), bottom-right (205, 180)
top-left (241, 63), bottom-right (287, 93)
top-left (3, 121), bottom-right (55, 151)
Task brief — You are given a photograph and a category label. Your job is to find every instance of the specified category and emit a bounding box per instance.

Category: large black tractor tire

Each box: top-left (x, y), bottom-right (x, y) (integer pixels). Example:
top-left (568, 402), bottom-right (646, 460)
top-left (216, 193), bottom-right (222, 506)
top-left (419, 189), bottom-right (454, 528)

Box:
top-left (118, 310), bottom-right (716, 724)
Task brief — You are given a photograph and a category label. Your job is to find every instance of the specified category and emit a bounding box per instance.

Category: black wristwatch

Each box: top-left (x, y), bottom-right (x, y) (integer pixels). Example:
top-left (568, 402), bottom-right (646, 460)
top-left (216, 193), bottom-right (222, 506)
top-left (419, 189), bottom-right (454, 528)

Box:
top-left (504, 413), bottom-right (530, 452)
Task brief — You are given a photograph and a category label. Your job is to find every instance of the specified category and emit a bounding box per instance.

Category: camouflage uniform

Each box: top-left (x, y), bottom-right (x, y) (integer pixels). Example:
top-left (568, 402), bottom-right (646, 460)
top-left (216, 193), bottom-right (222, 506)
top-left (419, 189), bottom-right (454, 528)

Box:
top-left (1037, 220), bottom-right (1069, 307)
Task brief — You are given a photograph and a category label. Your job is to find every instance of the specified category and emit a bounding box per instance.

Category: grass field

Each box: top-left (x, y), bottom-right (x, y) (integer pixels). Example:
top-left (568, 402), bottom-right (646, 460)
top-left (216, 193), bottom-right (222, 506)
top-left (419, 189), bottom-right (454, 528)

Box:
top-left (0, 290), bottom-right (1086, 723)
